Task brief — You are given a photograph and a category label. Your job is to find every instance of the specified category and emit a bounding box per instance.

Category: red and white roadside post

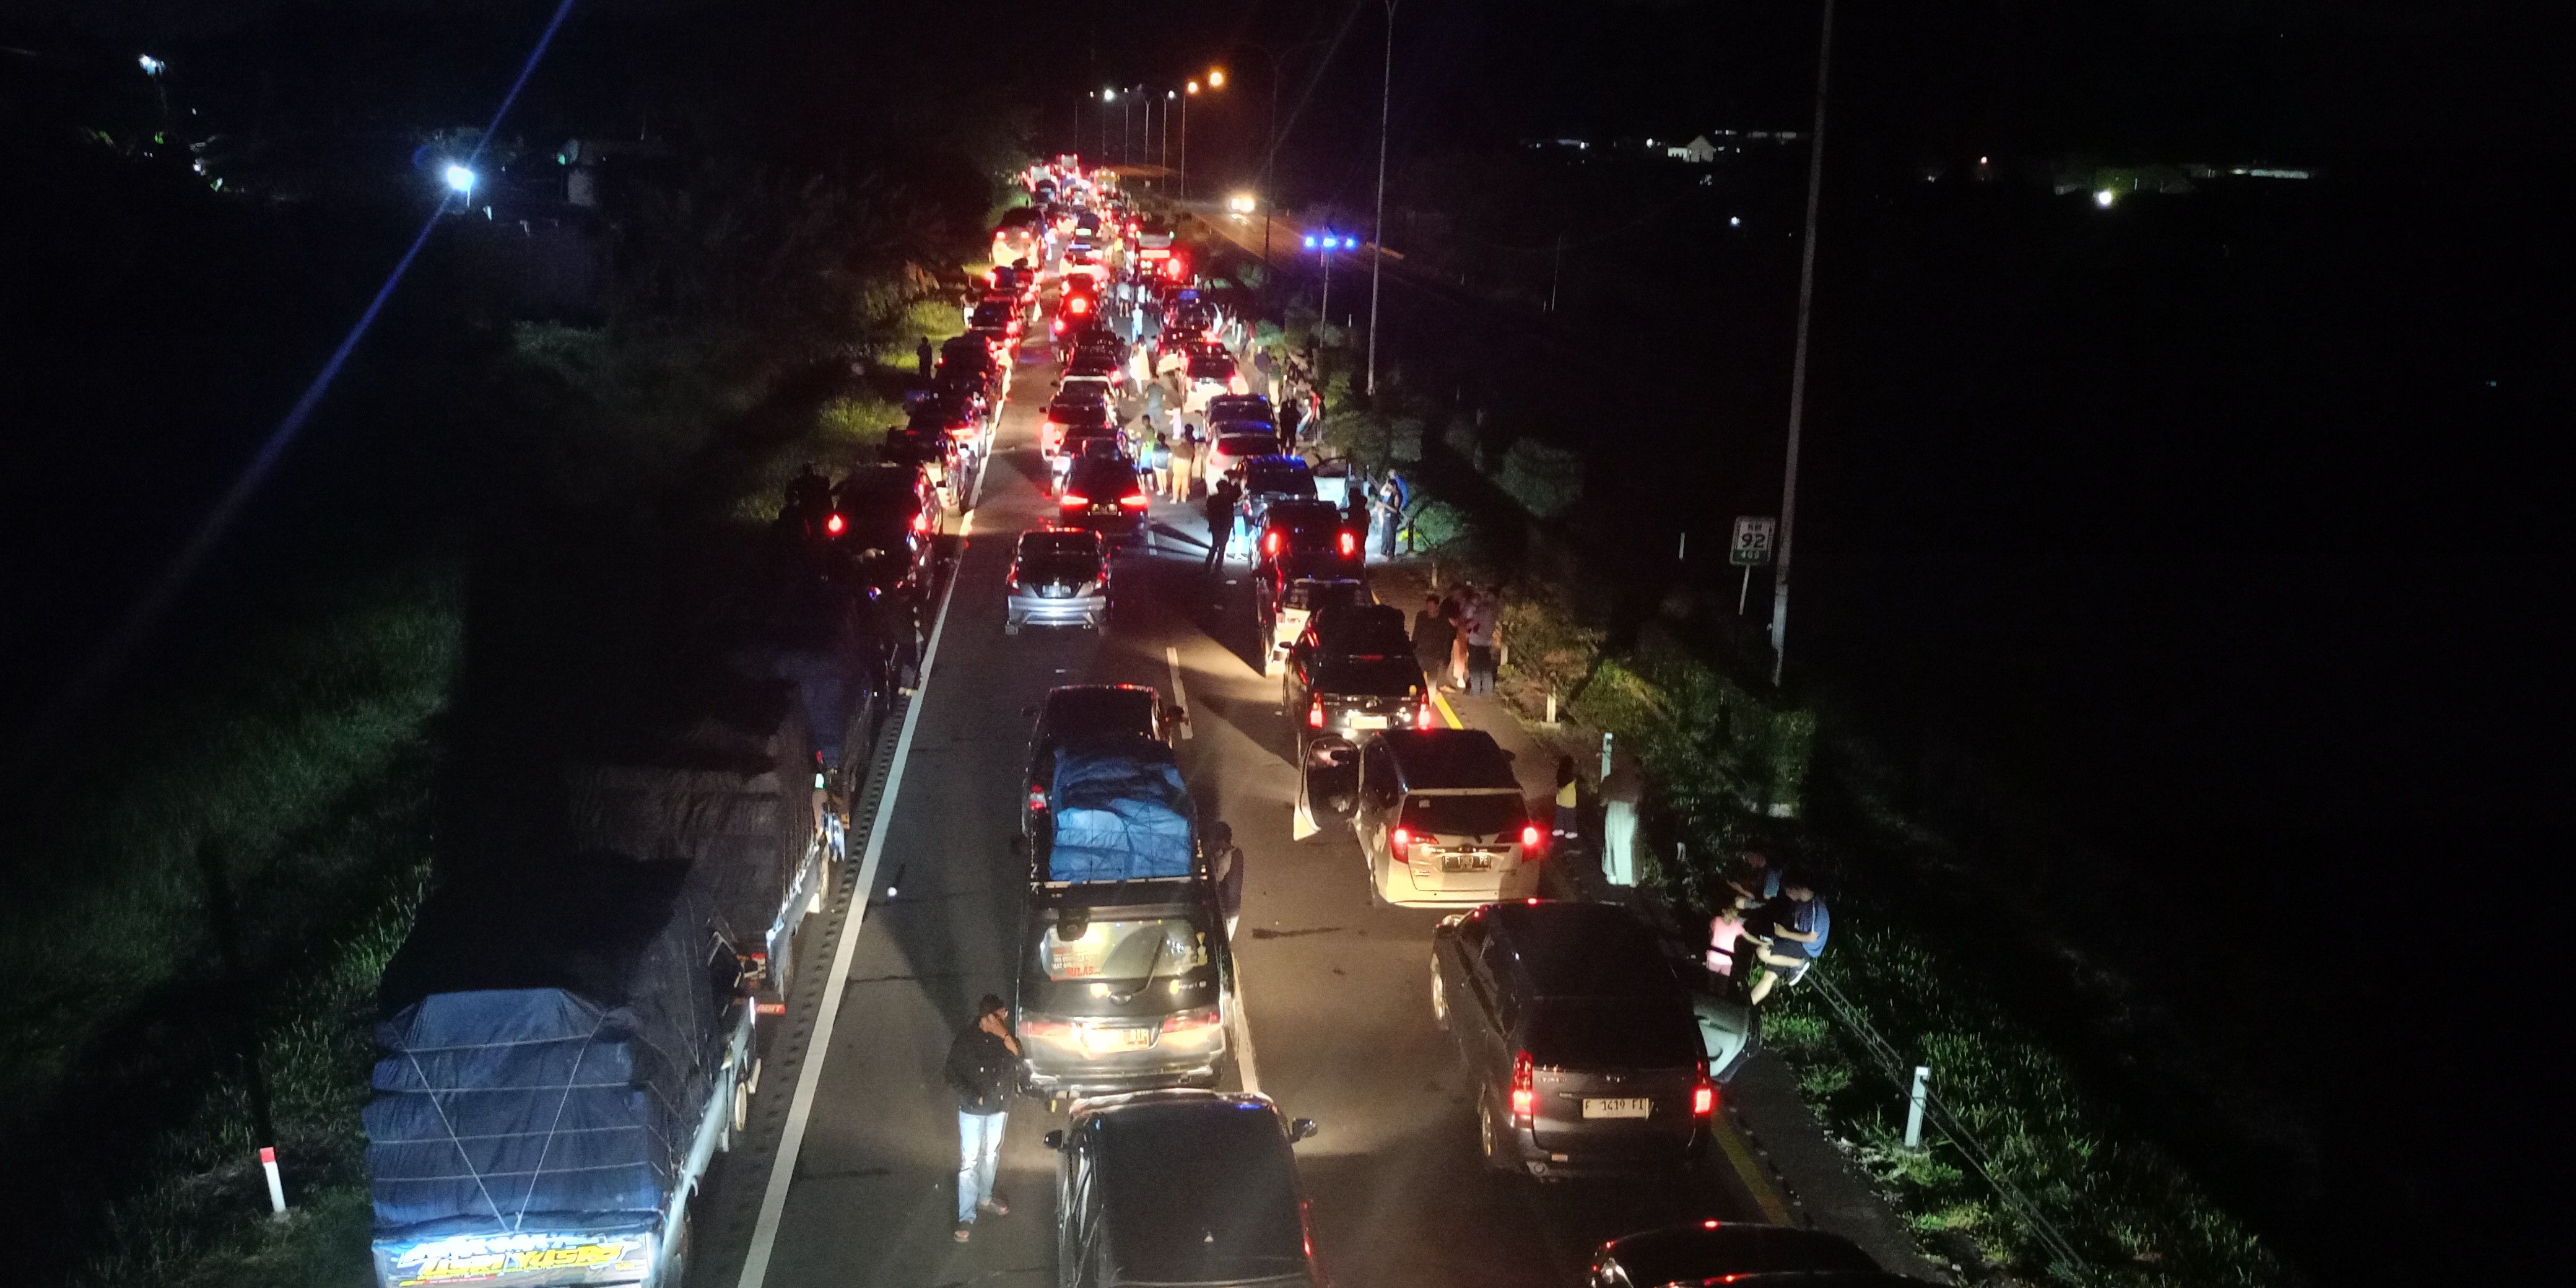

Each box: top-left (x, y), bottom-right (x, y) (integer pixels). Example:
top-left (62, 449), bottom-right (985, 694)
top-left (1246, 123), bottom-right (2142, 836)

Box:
top-left (260, 1146), bottom-right (288, 1219)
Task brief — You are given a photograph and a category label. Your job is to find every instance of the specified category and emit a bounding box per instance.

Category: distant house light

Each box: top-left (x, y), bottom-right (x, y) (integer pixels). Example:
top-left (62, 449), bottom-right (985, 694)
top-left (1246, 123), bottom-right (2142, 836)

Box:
top-left (2094, 188), bottom-right (2117, 208)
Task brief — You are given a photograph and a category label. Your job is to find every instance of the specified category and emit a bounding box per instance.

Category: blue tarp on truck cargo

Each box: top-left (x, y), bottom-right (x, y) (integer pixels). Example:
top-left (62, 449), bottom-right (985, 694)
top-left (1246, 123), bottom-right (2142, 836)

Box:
top-left (1046, 735), bottom-right (1194, 882)
top-left (365, 857), bottom-right (723, 1241)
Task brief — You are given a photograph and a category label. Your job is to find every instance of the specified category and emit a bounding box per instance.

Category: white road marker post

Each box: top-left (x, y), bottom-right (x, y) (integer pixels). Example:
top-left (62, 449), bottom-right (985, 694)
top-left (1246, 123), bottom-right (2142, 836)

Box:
top-left (1905, 1064), bottom-right (1931, 1149)
top-left (260, 1146), bottom-right (287, 1219)
top-left (1544, 694), bottom-right (1557, 724)
top-left (1601, 731), bottom-right (1614, 780)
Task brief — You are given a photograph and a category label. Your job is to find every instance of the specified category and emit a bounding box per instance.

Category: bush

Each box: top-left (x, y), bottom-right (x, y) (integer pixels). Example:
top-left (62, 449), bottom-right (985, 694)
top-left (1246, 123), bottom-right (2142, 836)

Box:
top-left (1495, 436), bottom-right (1583, 518)
top-left (1496, 585), bottom-right (1603, 713)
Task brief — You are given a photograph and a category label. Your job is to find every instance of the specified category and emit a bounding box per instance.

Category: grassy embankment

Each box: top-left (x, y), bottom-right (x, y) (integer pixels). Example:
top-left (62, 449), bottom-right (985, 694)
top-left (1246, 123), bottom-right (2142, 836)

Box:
top-left (1251, 305), bottom-right (2286, 1286)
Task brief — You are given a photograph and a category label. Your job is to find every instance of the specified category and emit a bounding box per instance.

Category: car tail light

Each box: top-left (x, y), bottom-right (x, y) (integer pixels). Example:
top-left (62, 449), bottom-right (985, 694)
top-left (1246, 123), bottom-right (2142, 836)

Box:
top-left (1160, 1006), bottom-right (1221, 1035)
top-left (1308, 697), bottom-right (1325, 729)
top-left (1390, 826), bottom-right (1411, 859)
top-left (1415, 700), bottom-right (1435, 731)
top-left (1338, 530), bottom-right (1357, 558)
top-left (1692, 1073), bottom-right (1717, 1118)
top-left (1060, 494), bottom-right (1089, 508)
top-left (1120, 492), bottom-right (1148, 509)
top-left (912, 510), bottom-right (931, 534)
top-left (1068, 295), bottom-right (1089, 315)
top-left (1510, 1050), bottom-right (1536, 1121)
top-left (1027, 782), bottom-right (1047, 811)
top-left (823, 513), bottom-right (846, 536)
top-left (1520, 824), bottom-right (1542, 850)
top-left (1020, 1017), bottom-right (1073, 1040)
top-left (1263, 531), bottom-right (1284, 557)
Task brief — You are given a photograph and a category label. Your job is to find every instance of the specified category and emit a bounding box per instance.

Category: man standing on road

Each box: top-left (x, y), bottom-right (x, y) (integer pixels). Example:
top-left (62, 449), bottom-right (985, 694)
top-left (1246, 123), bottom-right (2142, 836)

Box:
top-left (916, 335), bottom-right (935, 378)
top-left (1412, 593), bottom-right (1455, 681)
top-left (945, 995), bottom-right (1022, 1242)
top-left (1463, 588), bottom-right (1499, 696)
top-left (1599, 757), bottom-right (1643, 886)
top-left (1203, 476), bottom-right (1241, 573)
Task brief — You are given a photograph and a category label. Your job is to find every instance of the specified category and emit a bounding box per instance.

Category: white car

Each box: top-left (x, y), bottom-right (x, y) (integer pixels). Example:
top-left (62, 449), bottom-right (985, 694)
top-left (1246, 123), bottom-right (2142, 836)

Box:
top-left (1201, 432), bottom-right (1281, 492)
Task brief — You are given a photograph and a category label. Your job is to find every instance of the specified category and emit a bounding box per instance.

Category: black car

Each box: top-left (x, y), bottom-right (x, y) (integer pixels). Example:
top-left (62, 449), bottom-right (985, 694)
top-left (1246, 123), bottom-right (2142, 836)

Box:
top-left (1045, 1091), bottom-right (1320, 1288)
top-left (1235, 456), bottom-right (1315, 524)
top-left (1432, 901), bottom-right (1713, 1178)
top-left (1284, 604), bottom-right (1430, 749)
top-left (1255, 499), bottom-right (1361, 577)
top-left (1058, 454), bottom-right (1149, 539)
top-left (1206, 393), bottom-right (1274, 424)
top-left (1587, 1222), bottom-right (1886, 1288)
top-left (829, 464), bottom-right (939, 599)
top-left (1022, 684), bottom-right (1168, 840)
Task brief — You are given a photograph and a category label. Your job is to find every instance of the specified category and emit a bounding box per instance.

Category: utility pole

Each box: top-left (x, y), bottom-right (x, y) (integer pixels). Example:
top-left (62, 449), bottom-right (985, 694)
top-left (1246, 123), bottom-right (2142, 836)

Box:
top-left (1547, 230), bottom-right (1565, 311)
top-left (1767, 0), bottom-right (1837, 688)
top-left (1163, 90), bottom-right (1174, 173)
top-left (1365, 0), bottom-right (1398, 396)
top-left (1180, 83), bottom-right (1193, 199)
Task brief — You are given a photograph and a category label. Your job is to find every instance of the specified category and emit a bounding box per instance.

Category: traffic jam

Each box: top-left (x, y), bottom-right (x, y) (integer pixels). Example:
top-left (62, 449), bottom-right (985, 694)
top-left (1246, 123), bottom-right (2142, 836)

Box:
top-left (357, 157), bottom-right (1915, 1288)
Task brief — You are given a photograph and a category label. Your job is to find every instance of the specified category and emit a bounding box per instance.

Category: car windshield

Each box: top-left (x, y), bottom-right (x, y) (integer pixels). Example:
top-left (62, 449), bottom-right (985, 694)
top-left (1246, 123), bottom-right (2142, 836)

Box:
top-left (1523, 1001), bottom-right (1699, 1070)
top-left (1399, 793), bottom-right (1525, 838)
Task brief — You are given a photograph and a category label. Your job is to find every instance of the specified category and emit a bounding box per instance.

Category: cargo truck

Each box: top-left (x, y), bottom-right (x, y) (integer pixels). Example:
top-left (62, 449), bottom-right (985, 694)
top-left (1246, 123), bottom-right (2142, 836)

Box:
top-left (364, 679), bottom-right (829, 1288)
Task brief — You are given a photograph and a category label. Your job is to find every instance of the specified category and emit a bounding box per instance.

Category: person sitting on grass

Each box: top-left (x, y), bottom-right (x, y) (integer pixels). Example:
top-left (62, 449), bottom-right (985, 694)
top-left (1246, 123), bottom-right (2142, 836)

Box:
top-left (1745, 875), bottom-right (1829, 1005)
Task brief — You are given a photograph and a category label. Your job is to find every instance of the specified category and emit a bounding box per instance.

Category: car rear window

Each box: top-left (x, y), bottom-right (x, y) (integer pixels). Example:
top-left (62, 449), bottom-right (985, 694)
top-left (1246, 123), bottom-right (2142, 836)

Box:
top-left (1316, 655), bottom-right (1422, 695)
top-left (1019, 554), bottom-right (1102, 583)
top-left (1523, 1001), bottom-right (1699, 1070)
top-left (1398, 793), bottom-right (1525, 838)
top-left (1217, 434), bottom-right (1276, 459)
top-left (1019, 532), bottom-right (1102, 560)
top-left (1190, 358), bottom-right (1235, 378)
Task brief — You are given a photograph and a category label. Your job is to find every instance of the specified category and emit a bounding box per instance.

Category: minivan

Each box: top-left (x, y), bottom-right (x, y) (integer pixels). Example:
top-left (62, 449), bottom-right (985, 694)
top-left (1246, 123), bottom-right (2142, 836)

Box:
top-left (1352, 729), bottom-right (1540, 907)
top-left (1045, 1091), bottom-right (1320, 1288)
top-left (1432, 900), bottom-right (1713, 1178)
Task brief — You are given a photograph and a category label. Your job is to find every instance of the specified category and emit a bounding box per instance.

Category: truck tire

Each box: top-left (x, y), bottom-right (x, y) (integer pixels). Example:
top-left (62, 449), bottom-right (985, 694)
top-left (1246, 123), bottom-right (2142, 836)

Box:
top-left (731, 1074), bottom-right (751, 1136)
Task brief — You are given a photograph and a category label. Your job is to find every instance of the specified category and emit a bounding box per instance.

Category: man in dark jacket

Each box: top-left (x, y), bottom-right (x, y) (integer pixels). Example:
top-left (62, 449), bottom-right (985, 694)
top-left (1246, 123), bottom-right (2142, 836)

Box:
top-left (946, 994), bottom-right (1022, 1240)
top-left (1203, 476), bottom-right (1242, 573)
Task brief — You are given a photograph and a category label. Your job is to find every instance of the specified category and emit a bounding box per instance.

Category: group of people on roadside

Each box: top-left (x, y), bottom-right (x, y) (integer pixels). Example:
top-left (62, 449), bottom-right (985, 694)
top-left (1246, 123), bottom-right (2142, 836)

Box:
top-left (1705, 850), bottom-right (1831, 1005)
top-left (1411, 582), bottom-right (1500, 697)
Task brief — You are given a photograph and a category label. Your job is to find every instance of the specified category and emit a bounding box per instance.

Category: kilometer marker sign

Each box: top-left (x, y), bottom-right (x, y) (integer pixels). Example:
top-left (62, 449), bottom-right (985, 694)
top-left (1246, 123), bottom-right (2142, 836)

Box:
top-left (1731, 516), bottom-right (1777, 567)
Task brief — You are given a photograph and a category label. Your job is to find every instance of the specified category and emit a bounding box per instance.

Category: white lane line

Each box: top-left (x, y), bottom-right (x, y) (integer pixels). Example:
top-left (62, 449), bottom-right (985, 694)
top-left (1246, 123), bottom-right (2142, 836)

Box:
top-left (1164, 645), bottom-right (1194, 740)
top-left (1229, 968), bottom-right (1263, 1096)
top-left (733, 439), bottom-right (990, 1288)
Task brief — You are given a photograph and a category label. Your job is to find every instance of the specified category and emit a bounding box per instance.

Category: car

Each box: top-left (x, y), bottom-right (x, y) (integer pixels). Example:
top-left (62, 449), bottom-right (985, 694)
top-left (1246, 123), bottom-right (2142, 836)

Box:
top-left (1041, 397), bottom-right (1115, 461)
top-left (827, 464), bottom-right (940, 601)
top-left (1206, 393), bottom-right (1274, 424)
top-left (1019, 884), bottom-right (1230, 1097)
top-left (1052, 288), bottom-right (1103, 337)
top-left (967, 326), bottom-right (1014, 361)
top-left (1056, 453), bottom-right (1149, 539)
top-left (1045, 1091), bottom-right (1321, 1288)
top-left (1020, 684), bottom-right (1170, 832)
top-left (1257, 573), bottom-right (1365, 677)
top-left (1007, 528), bottom-right (1112, 635)
top-left (1202, 432), bottom-right (1283, 492)
top-left (1286, 604), bottom-right (1432, 749)
top-left (1235, 456), bottom-right (1316, 530)
top-left (1064, 349), bottom-right (1125, 391)
top-left (1253, 499), bottom-right (1363, 580)
top-left (1432, 900), bottom-right (1714, 1178)
top-left (1586, 1222), bottom-right (1887, 1288)
top-left (1353, 728), bottom-right (1541, 907)
top-left (970, 297), bottom-right (1025, 339)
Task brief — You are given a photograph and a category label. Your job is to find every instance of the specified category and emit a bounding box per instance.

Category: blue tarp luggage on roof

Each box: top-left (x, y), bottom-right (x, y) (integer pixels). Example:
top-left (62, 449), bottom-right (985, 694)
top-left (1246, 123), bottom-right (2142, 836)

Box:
top-left (1048, 735), bottom-right (1194, 882)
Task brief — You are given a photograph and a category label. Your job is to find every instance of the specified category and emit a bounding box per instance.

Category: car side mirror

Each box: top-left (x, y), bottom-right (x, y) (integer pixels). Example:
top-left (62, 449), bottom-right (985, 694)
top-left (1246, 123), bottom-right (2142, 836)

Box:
top-left (1043, 1129), bottom-right (1065, 1151)
top-left (1289, 1118), bottom-right (1320, 1142)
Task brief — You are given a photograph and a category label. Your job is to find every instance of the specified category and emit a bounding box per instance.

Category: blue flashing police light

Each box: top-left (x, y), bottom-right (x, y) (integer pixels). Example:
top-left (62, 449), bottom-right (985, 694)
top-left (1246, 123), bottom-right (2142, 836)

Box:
top-left (1303, 235), bottom-right (1318, 250)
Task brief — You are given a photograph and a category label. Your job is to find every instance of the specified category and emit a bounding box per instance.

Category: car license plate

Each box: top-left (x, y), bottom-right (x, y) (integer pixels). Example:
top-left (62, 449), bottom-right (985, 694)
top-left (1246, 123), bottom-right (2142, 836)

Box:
top-left (1439, 852), bottom-right (1492, 872)
top-left (1082, 1026), bottom-right (1155, 1054)
top-left (1040, 585), bottom-right (1070, 598)
top-left (1092, 503), bottom-right (1116, 515)
top-left (1349, 714), bottom-right (1389, 729)
top-left (1583, 1098), bottom-right (1653, 1119)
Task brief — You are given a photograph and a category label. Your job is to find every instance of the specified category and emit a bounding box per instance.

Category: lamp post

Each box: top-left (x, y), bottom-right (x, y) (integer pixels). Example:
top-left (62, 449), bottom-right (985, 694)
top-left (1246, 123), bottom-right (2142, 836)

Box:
top-left (1096, 89), bottom-right (1112, 162)
top-left (1365, 0), bottom-right (1399, 398)
top-left (1767, 0), bottom-right (1838, 687)
top-left (1163, 90), bottom-right (1175, 172)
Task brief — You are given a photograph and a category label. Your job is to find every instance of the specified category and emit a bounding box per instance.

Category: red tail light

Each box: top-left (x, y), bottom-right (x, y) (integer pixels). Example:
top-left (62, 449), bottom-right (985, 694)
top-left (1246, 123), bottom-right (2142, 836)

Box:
top-left (1338, 530), bottom-right (1357, 558)
top-left (911, 510), bottom-right (931, 534)
top-left (1027, 783), bottom-right (1048, 811)
top-left (823, 513), bottom-right (846, 536)
top-left (1020, 1016), bottom-right (1073, 1040)
top-left (1415, 700), bottom-right (1435, 731)
top-left (1159, 1005), bottom-right (1221, 1035)
top-left (1390, 825), bottom-right (1411, 858)
top-left (1068, 295), bottom-right (1090, 315)
top-left (1510, 1050), bottom-right (1536, 1121)
top-left (1061, 493), bottom-right (1089, 508)
top-left (1308, 697), bottom-right (1325, 729)
top-left (1263, 531), bottom-right (1284, 557)
top-left (1692, 1073), bottom-right (1717, 1117)
top-left (1119, 492), bottom-right (1148, 509)
top-left (1520, 824), bottom-right (1543, 850)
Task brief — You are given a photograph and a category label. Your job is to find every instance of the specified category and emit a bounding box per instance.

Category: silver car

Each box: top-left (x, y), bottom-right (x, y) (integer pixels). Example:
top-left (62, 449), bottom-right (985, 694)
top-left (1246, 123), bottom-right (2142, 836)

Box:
top-left (1007, 528), bottom-right (1111, 633)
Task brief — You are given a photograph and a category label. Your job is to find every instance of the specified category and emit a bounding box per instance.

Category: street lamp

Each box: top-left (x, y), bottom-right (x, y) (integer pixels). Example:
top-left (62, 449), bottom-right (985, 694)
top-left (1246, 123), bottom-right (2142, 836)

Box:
top-left (1163, 90), bottom-right (1175, 172)
top-left (443, 164), bottom-right (477, 197)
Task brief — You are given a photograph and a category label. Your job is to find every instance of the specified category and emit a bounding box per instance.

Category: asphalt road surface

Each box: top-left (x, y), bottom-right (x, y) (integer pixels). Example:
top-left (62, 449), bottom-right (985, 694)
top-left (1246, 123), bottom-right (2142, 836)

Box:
top-left (709, 333), bottom-right (1765, 1288)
